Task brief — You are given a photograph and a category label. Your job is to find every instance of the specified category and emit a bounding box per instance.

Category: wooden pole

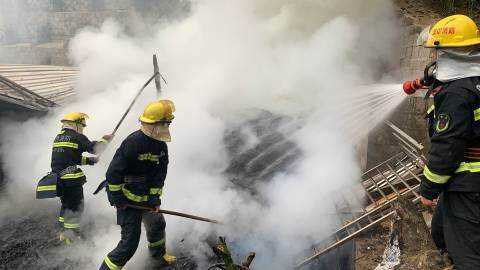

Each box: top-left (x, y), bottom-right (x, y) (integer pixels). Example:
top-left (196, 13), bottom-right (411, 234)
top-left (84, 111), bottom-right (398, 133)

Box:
top-left (125, 204), bottom-right (222, 224)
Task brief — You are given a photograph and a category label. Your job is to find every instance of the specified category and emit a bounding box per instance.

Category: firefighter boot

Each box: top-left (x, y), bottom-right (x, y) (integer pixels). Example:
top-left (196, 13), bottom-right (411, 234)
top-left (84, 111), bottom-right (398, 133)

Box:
top-left (145, 253), bottom-right (177, 268)
top-left (59, 230), bottom-right (81, 245)
top-left (163, 253), bottom-right (176, 265)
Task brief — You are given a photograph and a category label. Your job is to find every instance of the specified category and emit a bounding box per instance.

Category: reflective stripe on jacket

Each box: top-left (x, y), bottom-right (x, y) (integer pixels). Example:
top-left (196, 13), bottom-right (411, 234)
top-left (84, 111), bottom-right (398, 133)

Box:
top-left (106, 130), bottom-right (168, 207)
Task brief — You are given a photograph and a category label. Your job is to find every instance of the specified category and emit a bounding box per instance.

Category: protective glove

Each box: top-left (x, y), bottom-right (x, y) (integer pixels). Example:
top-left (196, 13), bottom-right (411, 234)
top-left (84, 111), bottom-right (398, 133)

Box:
top-left (89, 156), bottom-right (99, 164)
top-left (102, 134), bottom-right (114, 142)
top-left (420, 196), bottom-right (438, 207)
top-left (419, 173), bottom-right (443, 201)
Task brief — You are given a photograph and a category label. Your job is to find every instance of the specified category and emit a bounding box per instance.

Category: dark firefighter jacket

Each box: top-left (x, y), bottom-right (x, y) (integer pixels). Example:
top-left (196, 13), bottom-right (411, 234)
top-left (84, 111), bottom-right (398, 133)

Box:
top-left (51, 128), bottom-right (106, 187)
top-left (106, 130), bottom-right (168, 207)
top-left (421, 76), bottom-right (480, 200)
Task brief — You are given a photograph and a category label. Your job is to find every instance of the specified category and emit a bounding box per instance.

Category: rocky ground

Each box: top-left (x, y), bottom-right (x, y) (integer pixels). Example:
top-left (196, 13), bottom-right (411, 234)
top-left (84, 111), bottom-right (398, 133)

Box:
top-left (0, 206), bottom-right (202, 270)
top-left (0, 209), bottom-right (76, 270)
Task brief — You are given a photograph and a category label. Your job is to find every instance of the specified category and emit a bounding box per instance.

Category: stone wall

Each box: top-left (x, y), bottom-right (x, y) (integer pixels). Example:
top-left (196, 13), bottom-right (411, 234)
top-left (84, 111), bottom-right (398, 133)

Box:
top-left (0, 0), bottom-right (189, 65)
top-left (0, 42), bottom-right (66, 65)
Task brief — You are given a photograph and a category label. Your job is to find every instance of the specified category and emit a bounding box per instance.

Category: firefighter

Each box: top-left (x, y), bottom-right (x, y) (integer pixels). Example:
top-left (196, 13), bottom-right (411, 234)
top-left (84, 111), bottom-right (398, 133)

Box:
top-left (52, 112), bottom-right (113, 244)
top-left (99, 100), bottom-right (176, 270)
top-left (417, 15), bottom-right (480, 269)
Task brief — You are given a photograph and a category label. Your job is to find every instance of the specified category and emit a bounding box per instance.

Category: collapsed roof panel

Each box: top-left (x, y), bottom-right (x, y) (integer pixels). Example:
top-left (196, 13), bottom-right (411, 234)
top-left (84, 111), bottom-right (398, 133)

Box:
top-left (0, 64), bottom-right (78, 111)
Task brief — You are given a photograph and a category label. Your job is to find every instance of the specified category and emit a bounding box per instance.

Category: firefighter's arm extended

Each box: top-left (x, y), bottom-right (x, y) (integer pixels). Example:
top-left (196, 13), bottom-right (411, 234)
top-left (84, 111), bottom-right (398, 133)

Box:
top-left (420, 91), bottom-right (472, 201)
top-left (75, 133), bottom-right (106, 166)
top-left (106, 140), bottom-right (131, 207)
top-left (80, 155), bottom-right (98, 166)
top-left (79, 134), bottom-right (114, 155)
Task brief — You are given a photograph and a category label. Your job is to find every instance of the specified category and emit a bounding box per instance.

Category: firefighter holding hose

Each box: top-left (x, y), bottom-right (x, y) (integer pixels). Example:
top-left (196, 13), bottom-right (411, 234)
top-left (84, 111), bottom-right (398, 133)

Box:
top-left (410, 15), bottom-right (480, 269)
top-left (99, 100), bottom-right (177, 269)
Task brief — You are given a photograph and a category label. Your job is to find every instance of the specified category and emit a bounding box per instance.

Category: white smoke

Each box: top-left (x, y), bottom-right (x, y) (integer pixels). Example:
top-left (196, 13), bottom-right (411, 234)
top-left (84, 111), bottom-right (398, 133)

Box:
top-left (0, 0), bottom-right (404, 269)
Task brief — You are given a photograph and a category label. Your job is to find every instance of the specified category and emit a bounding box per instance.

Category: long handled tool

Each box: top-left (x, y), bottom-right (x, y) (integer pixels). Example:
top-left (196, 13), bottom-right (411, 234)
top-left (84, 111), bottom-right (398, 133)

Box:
top-left (125, 204), bottom-right (222, 224)
top-left (93, 55), bottom-right (165, 194)
top-left (153, 54), bottom-right (167, 97)
top-left (112, 54), bottom-right (166, 135)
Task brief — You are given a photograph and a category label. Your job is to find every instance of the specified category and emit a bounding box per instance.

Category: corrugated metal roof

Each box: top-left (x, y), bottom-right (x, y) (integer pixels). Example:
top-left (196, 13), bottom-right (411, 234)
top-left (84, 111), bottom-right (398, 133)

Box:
top-left (0, 64), bottom-right (78, 111)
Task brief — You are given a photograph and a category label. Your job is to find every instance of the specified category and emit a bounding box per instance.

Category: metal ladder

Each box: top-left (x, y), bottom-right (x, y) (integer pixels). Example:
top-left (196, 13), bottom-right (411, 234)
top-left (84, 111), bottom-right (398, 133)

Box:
top-left (296, 122), bottom-right (425, 269)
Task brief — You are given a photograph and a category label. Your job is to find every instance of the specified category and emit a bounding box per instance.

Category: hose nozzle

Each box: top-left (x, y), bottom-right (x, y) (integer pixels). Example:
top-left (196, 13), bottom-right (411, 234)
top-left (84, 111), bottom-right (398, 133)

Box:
top-left (403, 78), bottom-right (424, 95)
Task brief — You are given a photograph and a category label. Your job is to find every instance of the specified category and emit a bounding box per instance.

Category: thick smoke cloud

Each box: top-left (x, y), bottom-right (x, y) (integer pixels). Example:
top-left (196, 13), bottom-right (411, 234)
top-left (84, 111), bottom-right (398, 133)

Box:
top-left (0, 0), bottom-right (403, 268)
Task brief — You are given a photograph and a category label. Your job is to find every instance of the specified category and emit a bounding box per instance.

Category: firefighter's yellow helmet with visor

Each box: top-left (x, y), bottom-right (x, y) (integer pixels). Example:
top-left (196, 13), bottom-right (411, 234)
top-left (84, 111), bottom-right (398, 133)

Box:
top-left (139, 100), bottom-right (175, 124)
top-left (61, 112), bottom-right (89, 127)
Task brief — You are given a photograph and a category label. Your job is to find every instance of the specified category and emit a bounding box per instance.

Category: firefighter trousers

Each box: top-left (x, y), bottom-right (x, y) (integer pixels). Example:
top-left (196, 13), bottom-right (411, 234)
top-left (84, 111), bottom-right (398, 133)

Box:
top-left (58, 185), bottom-right (84, 232)
top-left (431, 191), bottom-right (480, 270)
top-left (99, 207), bottom-right (166, 269)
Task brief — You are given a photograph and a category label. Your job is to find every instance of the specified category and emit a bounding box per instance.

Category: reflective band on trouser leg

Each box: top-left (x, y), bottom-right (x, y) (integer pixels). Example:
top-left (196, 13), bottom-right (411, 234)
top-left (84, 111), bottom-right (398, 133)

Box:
top-left (108, 183), bottom-right (123, 192)
top-left (63, 216), bottom-right (80, 229)
top-left (149, 238), bottom-right (166, 248)
top-left (474, 108), bottom-right (480, 121)
top-left (104, 256), bottom-right (122, 270)
top-left (60, 172), bottom-right (85, 180)
top-left (455, 161), bottom-right (480, 173)
top-left (63, 222), bottom-right (80, 229)
top-left (58, 216), bottom-right (65, 223)
top-left (423, 166), bottom-right (451, 184)
top-left (81, 156), bottom-right (88, 165)
top-left (122, 187), bottom-right (148, 202)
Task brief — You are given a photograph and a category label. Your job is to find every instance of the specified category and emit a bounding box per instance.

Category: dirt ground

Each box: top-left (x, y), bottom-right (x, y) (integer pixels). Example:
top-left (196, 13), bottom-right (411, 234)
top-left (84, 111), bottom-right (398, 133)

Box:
top-left (353, 213), bottom-right (453, 270)
top-left (354, 220), bottom-right (391, 270)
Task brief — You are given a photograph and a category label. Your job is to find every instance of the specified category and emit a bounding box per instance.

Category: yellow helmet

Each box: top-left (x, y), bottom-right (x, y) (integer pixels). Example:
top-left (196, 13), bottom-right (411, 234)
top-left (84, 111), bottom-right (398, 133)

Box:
top-left (425, 14), bottom-right (480, 48)
top-left (61, 112), bottom-right (89, 126)
top-left (139, 100), bottom-right (175, 124)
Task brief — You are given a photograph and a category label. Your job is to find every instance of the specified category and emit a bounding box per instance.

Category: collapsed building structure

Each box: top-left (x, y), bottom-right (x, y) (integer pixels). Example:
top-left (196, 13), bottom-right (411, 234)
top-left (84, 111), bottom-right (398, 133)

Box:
top-left (0, 64), bottom-right (77, 186)
top-left (0, 1), bottom-right (467, 269)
